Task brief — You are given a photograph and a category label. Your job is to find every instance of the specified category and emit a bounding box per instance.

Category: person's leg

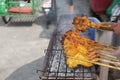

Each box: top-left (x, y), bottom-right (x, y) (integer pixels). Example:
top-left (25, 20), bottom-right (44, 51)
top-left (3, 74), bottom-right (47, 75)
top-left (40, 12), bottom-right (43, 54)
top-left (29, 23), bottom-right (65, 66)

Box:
top-left (68, 0), bottom-right (74, 13)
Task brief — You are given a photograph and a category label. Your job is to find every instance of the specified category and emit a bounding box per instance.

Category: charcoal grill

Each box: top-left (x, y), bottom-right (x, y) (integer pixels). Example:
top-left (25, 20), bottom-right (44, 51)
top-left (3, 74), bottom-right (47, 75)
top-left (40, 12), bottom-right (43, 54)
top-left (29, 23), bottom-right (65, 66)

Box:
top-left (40, 14), bottom-right (98, 80)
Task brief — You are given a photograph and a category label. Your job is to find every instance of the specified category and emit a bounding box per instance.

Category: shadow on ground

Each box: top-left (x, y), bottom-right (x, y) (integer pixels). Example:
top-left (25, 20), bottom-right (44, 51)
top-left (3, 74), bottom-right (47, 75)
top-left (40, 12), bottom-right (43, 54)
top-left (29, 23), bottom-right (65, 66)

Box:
top-left (0, 18), bottom-right (6, 27)
top-left (5, 57), bottom-right (45, 80)
top-left (7, 22), bottom-right (33, 27)
top-left (0, 15), bottom-right (56, 39)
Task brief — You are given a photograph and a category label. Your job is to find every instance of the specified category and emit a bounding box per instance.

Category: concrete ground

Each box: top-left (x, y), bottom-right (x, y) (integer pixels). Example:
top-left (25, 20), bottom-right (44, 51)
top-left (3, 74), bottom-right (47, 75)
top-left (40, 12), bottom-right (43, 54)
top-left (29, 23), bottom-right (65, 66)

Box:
top-left (0, 15), bottom-right (56, 80)
top-left (0, 0), bottom-right (92, 80)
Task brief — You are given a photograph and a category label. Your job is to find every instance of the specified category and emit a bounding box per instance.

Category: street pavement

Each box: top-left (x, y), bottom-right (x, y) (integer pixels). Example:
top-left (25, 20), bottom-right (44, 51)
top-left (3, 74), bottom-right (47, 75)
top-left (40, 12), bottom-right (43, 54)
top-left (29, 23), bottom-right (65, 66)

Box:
top-left (0, 15), bottom-right (55, 80)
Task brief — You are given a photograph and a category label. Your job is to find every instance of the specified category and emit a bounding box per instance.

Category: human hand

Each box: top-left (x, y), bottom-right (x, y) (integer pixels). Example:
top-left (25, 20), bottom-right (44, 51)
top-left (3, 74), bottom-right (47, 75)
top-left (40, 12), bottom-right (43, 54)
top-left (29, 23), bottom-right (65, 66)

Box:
top-left (111, 46), bottom-right (120, 56)
top-left (109, 22), bottom-right (120, 35)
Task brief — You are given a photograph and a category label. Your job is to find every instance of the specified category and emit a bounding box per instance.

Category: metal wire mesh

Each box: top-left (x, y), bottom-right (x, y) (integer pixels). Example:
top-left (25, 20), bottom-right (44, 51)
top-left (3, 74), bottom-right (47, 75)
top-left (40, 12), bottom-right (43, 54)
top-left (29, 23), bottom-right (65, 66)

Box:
top-left (40, 33), bottom-right (96, 80)
top-left (40, 14), bottom-right (98, 80)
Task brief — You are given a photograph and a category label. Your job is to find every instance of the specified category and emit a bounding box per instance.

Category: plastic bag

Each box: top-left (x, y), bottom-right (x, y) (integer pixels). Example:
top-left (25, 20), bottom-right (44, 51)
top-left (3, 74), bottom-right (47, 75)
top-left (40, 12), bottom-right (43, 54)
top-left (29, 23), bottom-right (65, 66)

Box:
top-left (106, 0), bottom-right (120, 15)
top-left (110, 2), bottom-right (120, 22)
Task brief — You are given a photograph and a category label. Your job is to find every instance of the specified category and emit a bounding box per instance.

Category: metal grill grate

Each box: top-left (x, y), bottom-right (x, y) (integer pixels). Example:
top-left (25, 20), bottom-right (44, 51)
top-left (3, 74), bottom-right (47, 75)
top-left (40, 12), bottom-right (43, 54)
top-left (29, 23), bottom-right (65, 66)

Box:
top-left (40, 33), bottom-right (96, 80)
top-left (40, 14), bottom-right (98, 80)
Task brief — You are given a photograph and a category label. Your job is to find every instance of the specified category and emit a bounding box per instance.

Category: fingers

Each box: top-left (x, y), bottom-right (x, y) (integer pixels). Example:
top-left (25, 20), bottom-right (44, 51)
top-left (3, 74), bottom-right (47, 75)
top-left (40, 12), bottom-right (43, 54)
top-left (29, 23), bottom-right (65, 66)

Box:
top-left (109, 46), bottom-right (120, 56)
top-left (114, 47), bottom-right (120, 56)
top-left (108, 22), bottom-right (117, 28)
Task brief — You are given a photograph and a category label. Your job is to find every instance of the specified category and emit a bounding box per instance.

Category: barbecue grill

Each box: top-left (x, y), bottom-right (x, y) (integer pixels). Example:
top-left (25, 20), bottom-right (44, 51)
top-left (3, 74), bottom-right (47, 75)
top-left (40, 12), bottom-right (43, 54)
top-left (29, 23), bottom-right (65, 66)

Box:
top-left (40, 14), bottom-right (99, 80)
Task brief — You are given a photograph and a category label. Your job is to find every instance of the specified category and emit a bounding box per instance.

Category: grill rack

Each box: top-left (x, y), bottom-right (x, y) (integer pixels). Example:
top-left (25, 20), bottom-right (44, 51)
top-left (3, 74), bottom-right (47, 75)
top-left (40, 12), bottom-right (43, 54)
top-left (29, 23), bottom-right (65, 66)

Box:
top-left (39, 14), bottom-right (100, 80)
top-left (40, 33), bottom-right (97, 80)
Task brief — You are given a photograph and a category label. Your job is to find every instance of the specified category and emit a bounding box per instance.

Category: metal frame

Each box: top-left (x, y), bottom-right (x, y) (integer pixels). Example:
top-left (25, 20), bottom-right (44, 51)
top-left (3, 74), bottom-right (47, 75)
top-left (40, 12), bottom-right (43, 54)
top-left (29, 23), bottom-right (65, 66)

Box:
top-left (40, 32), bottom-right (96, 80)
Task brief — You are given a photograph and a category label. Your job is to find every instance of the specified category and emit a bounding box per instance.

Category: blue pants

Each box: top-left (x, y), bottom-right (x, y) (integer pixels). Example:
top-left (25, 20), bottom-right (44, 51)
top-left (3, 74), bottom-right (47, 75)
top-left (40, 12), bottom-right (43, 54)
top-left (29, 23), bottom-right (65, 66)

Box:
top-left (68, 0), bottom-right (73, 6)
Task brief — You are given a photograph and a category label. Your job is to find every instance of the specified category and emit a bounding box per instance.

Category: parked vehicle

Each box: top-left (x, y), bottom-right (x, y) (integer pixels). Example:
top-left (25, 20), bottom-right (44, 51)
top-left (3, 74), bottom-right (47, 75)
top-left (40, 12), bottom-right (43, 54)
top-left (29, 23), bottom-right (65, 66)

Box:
top-left (0, 0), bottom-right (41, 23)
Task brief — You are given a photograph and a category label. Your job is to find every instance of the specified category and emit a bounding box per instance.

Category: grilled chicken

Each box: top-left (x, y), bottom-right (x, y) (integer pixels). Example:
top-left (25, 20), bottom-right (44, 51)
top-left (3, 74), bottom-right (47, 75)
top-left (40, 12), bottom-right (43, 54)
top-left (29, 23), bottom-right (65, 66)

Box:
top-left (63, 30), bottom-right (113, 68)
top-left (73, 16), bottom-right (113, 31)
